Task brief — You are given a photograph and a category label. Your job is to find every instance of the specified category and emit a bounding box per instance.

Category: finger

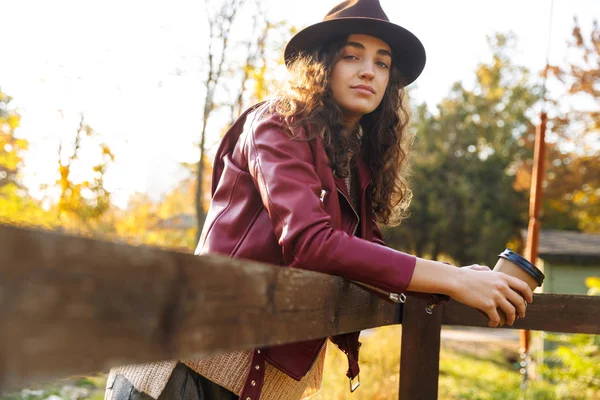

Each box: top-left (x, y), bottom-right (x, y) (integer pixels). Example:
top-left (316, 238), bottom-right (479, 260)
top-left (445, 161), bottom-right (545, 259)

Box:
top-left (507, 276), bottom-right (534, 304)
top-left (485, 305), bottom-right (501, 328)
top-left (504, 287), bottom-right (528, 318)
top-left (498, 298), bottom-right (517, 326)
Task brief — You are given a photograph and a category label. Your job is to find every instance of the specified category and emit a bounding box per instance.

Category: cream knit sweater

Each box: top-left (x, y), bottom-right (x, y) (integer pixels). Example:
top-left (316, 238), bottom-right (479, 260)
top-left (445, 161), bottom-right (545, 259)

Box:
top-left (106, 340), bottom-right (327, 400)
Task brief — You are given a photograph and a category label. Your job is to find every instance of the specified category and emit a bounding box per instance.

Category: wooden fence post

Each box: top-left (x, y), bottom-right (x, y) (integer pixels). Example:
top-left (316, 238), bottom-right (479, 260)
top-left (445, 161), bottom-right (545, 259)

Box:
top-left (399, 298), bottom-right (443, 400)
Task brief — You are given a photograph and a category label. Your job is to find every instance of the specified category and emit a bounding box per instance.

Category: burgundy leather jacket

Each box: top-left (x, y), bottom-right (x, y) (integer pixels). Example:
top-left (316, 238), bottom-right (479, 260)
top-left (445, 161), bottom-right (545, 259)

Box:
top-left (196, 103), bottom-right (418, 399)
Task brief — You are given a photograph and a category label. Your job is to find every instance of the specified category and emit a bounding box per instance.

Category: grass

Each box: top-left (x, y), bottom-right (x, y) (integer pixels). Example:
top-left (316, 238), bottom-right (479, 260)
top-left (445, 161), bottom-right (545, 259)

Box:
top-left (0, 326), bottom-right (570, 399)
top-left (0, 375), bottom-right (107, 400)
top-left (312, 325), bottom-right (558, 400)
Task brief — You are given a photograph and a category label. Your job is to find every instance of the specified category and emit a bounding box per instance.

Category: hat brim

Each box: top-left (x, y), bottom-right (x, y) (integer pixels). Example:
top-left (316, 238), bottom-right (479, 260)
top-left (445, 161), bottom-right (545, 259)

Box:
top-left (284, 18), bottom-right (426, 87)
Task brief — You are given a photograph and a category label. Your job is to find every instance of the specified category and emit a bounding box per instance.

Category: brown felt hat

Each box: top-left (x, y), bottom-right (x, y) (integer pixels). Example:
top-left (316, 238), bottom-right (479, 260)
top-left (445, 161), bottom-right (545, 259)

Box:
top-left (284, 0), bottom-right (426, 86)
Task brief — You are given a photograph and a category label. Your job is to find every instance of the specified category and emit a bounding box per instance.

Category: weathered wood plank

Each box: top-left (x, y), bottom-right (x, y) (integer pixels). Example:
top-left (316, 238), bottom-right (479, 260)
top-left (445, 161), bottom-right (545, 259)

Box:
top-left (0, 224), bottom-right (400, 391)
top-left (399, 298), bottom-right (443, 400)
top-left (4, 223), bottom-right (600, 396)
top-left (442, 293), bottom-right (600, 334)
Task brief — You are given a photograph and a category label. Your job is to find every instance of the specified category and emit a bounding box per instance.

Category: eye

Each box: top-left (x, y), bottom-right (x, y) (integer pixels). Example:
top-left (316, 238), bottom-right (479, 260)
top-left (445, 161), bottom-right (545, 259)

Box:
top-left (344, 54), bottom-right (359, 60)
top-left (376, 61), bottom-right (389, 69)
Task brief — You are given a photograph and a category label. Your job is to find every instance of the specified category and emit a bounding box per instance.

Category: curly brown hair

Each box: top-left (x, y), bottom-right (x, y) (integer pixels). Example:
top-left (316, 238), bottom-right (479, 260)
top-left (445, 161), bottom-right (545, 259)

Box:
top-left (271, 36), bottom-right (413, 226)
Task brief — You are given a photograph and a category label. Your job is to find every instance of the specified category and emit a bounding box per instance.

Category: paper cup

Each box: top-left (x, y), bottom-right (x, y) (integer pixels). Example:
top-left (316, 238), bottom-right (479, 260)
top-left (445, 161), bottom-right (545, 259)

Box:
top-left (479, 249), bottom-right (544, 326)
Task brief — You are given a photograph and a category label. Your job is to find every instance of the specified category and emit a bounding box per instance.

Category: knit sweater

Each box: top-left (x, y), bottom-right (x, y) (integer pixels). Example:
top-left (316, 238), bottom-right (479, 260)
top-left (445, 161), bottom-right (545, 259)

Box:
top-left (106, 340), bottom-right (327, 400)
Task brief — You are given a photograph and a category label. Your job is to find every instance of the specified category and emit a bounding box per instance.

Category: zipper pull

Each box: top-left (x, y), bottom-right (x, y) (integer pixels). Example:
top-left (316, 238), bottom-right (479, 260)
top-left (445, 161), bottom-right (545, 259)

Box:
top-left (425, 303), bottom-right (435, 314)
top-left (349, 280), bottom-right (406, 304)
top-left (349, 374), bottom-right (360, 393)
top-left (390, 293), bottom-right (407, 303)
top-left (320, 189), bottom-right (327, 202)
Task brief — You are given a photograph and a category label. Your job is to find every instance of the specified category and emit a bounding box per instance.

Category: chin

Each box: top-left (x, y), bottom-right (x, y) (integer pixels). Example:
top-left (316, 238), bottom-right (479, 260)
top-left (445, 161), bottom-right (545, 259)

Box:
top-left (342, 102), bottom-right (378, 117)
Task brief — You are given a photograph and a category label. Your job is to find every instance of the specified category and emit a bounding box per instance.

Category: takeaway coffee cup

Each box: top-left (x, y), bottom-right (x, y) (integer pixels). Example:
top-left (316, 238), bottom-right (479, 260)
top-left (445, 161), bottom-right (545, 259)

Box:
top-left (479, 249), bottom-right (545, 326)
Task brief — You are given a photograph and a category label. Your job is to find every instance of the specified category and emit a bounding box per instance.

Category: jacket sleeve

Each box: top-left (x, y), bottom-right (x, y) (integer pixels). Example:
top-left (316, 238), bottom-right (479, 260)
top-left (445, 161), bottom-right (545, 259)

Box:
top-left (243, 116), bottom-right (416, 294)
top-left (372, 219), bottom-right (386, 246)
top-left (371, 197), bottom-right (450, 306)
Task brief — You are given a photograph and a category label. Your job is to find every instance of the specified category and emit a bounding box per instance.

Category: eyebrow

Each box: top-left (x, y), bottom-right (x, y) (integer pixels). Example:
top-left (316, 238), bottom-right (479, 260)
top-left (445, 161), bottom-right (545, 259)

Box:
top-left (345, 41), bottom-right (392, 58)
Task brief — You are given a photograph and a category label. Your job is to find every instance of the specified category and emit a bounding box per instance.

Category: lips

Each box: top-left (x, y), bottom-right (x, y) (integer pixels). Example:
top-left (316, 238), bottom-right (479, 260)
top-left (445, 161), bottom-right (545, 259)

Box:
top-left (351, 84), bottom-right (375, 94)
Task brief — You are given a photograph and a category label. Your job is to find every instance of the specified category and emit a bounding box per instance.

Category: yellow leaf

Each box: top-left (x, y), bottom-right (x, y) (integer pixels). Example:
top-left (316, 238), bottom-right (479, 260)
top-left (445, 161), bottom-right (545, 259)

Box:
top-left (585, 276), bottom-right (600, 292)
top-left (8, 115), bottom-right (20, 130)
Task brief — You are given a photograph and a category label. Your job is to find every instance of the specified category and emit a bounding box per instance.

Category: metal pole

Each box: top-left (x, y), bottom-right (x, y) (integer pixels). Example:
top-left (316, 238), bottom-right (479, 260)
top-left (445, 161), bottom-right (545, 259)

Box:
top-left (525, 112), bottom-right (547, 280)
top-left (521, 111), bottom-right (547, 391)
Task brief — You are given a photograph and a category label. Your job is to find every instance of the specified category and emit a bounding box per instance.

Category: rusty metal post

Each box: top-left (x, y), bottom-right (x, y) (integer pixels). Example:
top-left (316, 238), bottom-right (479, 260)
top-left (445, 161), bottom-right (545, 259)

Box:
top-left (524, 111), bottom-right (547, 291)
top-left (521, 111), bottom-right (547, 382)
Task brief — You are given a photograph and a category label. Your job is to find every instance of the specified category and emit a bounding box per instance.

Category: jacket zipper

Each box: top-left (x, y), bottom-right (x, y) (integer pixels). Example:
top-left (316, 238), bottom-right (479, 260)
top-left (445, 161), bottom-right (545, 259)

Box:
top-left (350, 280), bottom-right (406, 304)
top-left (336, 187), bottom-right (360, 236)
top-left (335, 187), bottom-right (405, 304)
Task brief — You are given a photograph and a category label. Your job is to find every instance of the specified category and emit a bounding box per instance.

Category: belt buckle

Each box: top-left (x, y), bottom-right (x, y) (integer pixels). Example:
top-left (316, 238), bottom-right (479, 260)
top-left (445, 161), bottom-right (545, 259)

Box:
top-left (349, 374), bottom-right (360, 392)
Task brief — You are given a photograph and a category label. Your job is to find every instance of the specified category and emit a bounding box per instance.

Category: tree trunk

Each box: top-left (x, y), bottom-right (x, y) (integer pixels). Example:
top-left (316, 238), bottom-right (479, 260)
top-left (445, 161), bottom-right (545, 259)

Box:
top-left (195, 116), bottom-right (208, 243)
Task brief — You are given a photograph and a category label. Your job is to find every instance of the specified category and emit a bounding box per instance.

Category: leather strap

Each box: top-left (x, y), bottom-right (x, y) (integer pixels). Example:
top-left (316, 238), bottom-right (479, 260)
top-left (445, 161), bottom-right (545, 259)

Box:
top-left (239, 349), bottom-right (266, 400)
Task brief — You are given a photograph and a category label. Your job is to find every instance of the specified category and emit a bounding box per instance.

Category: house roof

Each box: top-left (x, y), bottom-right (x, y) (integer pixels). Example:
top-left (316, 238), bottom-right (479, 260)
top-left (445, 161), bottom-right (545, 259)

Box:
top-left (523, 229), bottom-right (600, 264)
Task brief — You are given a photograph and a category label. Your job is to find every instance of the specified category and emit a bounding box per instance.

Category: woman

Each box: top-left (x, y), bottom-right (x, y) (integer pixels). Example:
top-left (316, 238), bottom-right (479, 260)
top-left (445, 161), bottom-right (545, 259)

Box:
top-left (106, 0), bottom-right (533, 399)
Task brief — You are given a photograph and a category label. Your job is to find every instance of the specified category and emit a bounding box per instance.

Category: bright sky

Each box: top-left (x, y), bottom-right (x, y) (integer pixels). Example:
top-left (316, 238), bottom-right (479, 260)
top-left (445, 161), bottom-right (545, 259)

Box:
top-left (1, 0), bottom-right (598, 207)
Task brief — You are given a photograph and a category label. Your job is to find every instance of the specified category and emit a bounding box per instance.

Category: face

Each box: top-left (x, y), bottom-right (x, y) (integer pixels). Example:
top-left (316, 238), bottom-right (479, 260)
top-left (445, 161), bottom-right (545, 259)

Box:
top-left (330, 34), bottom-right (392, 125)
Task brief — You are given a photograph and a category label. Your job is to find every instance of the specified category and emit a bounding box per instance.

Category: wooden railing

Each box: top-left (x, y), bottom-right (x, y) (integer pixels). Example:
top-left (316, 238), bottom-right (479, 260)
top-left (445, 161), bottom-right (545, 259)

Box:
top-left (399, 293), bottom-right (600, 399)
top-left (1, 224), bottom-right (599, 398)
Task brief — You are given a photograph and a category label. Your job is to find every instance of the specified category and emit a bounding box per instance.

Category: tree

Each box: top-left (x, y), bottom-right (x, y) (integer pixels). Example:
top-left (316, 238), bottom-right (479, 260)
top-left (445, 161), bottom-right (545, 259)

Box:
top-left (546, 18), bottom-right (599, 147)
top-left (0, 89), bottom-right (26, 190)
top-left (385, 34), bottom-right (541, 266)
top-left (111, 177), bottom-right (197, 251)
top-left (195, 0), bottom-right (247, 239)
top-left (229, 11), bottom-right (293, 123)
top-left (53, 114), bottom-right (115, 235)
top-left (194, 0), bottom-right (292, 240)
top-left (0, 89), bottom-right (60, 228)
top-left (541, 19), bottom-right (600, 232)
top-left (534, 144), bottom-right (600, 232)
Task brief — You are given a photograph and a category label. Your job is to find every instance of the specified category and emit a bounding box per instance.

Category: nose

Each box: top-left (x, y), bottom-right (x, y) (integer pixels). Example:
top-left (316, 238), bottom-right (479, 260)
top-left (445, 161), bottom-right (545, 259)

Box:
top-left (359, 61), bottom-right (375, 80)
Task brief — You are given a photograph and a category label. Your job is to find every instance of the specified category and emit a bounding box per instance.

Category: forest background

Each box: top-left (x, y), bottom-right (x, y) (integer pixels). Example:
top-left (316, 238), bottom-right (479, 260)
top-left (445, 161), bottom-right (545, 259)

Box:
top-left (2, 0), bottom-right (598, 262)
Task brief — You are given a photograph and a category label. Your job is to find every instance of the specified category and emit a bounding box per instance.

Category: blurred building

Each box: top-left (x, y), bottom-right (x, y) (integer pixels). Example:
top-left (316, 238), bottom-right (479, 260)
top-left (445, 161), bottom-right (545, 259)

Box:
top-left (524, 229), bottom-right (600, 294)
